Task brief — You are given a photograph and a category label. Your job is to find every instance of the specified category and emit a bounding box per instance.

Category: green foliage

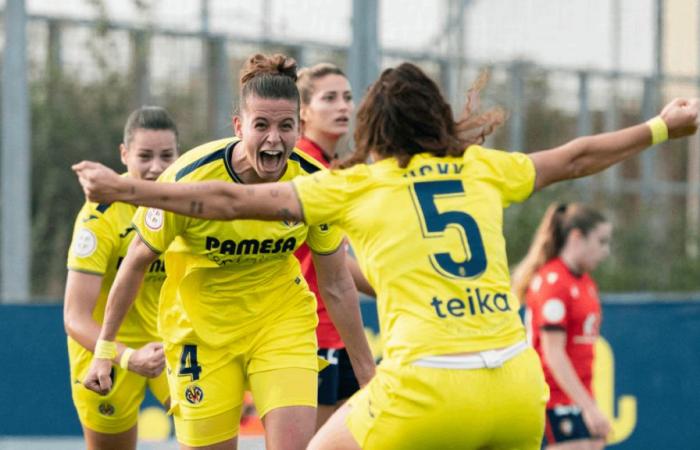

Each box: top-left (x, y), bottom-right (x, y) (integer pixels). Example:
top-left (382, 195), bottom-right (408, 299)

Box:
top-left (29, 25), bottom-right (210, 299)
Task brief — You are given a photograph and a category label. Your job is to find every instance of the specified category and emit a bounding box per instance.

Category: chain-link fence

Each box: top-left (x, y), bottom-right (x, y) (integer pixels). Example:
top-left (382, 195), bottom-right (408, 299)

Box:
top-left (1, 0), bottom-right (699, 300)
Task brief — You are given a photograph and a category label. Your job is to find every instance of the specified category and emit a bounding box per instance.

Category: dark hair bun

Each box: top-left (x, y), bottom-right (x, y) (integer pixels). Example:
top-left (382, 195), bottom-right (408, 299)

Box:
top-left (240, 53), bottom-right (298, 85)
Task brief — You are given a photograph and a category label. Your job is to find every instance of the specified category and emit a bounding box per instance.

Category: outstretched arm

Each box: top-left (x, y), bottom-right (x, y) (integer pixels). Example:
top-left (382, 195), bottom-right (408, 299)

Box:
top-left (72, 163), bottom-right (303, 222)
top-left (531, 98), bottom-right (699, 190)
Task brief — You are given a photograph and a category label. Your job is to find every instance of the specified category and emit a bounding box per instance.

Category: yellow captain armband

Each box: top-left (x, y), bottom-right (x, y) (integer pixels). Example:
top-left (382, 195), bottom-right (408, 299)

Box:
top-left (646, 116), bottom-right (668, 145)
top-left (94, 339), bottom-right (118, 360)
top-left (120, 347), bottom-right (135, 370)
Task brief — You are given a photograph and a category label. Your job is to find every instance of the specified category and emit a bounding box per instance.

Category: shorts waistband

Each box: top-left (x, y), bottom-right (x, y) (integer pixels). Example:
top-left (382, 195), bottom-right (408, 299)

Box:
top-left (412, 340), bottom-right (529, 369)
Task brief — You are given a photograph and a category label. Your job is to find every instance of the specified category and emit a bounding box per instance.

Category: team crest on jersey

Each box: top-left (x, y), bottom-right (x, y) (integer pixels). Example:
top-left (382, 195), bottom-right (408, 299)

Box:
top-left (559, 417), bottom-right (573, 436)
top-left (145, 208), bottom-right (164, 231)
top-left (542, 298), bottom-right (566, 323)
top-left (184, 384), bottom-right (204, 405)
top-left (73, 228), bottom-right (97, 257)
top-left (98, 402), bottom-right (115, 416)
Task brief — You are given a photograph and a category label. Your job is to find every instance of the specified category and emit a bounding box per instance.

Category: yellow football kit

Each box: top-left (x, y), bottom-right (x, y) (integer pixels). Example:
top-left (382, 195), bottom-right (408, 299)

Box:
top-left (293, 147), bottom-right (548, 449)
top-left (67, 193), bottom-right (169, 434)
top-left (133, 137), bottom-right (344, 446)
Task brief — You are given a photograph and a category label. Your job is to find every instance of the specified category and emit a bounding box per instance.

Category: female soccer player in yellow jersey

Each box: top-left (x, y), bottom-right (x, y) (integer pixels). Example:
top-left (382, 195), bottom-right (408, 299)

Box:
top-left (64, 106), bottom-right (178, 450)
top-left (78, 54), bottom-right (375, 450)
top-left (74, 63), bottom-right (700, 449)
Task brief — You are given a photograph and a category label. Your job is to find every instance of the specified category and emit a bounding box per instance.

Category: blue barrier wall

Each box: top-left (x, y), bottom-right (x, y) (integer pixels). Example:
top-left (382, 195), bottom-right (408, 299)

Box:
top-left (2, 299), bottom-right (700, 449)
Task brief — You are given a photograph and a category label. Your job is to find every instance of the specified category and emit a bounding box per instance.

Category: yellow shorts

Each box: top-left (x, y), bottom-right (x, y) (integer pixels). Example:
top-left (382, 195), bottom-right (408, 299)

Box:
top-left (68, 337), bottom-right (170, 434)
top-left (165, 308), bottom-right (321, 447)
top-left (346, 347), bottom-right (548, 450)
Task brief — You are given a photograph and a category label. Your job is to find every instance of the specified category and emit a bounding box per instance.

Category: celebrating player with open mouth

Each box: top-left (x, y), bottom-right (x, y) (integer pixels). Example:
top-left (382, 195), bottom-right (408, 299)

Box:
top-left (74, 61), bottom-right (699, 449)
top-left (77, 54), bottom-right (374, 450)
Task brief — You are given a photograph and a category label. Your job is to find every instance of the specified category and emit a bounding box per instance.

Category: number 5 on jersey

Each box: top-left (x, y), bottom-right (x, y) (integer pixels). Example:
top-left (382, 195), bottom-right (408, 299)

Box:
top-left (411, 180), bottom-right (487, 279)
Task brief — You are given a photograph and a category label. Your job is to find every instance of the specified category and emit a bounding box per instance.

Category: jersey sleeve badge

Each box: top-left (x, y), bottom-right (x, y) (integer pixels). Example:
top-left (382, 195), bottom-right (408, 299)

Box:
top-left (72, 228), bottom-right (98, 258)
top-left (145, 208), bottom-right (165, 231)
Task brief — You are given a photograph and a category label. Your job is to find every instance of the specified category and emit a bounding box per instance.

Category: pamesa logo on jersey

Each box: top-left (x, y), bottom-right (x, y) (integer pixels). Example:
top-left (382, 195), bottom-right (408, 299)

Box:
top-left (205, 236), bottom-right (297, 255)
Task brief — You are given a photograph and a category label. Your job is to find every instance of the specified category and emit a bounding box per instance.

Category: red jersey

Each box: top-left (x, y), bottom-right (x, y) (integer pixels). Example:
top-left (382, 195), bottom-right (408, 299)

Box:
top-left (293, 136), bottom-right (344, 349)
top-left (525, 257), bottom-right (601, 407)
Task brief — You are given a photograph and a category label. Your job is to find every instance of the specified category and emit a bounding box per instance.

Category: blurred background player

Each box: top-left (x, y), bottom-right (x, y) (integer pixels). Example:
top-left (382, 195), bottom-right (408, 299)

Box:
top-left (63, 106), bottom-right (178, 450)
top-left (295, 62), bottom-right (375, 428)
top-left (80, 54), bottom-right (375, 450)
top-left (72, 64), bottom-right (700, 449)
top-left (513, 203), bottom-right (613, 449)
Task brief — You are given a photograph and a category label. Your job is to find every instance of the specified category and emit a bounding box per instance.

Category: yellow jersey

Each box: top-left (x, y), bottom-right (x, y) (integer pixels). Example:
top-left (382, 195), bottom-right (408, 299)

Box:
top-left (67, 190), bottom-right (167, 345)
top-left (292, 146), bottom-right (536, 363)
top-left (134, 137), bottom-right (344, 348)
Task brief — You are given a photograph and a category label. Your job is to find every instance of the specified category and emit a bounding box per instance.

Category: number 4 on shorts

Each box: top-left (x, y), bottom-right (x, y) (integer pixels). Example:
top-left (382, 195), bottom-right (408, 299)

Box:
top-left (178, 344), bottom-right (202, 381)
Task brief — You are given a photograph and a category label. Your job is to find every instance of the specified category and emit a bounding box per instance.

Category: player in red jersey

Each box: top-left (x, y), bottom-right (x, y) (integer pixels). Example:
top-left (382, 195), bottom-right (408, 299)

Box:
top-left (513, 203), bottom-right (612, 450)
top-left (295, 63), bottom-right (375, 429)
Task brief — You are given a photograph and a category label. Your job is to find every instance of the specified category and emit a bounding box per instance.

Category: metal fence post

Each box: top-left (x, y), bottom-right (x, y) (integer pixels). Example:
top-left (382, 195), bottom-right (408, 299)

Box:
top-left (508, 61), bottom-right (525, 152)
top-left (349, 0), bottom-right (379, 96)
top-left (129, 29), bottom-right (151, 108)
top-left (206, 36), bottom-right (233, 139)
top-left (1, 0), bottom-right (31, 303)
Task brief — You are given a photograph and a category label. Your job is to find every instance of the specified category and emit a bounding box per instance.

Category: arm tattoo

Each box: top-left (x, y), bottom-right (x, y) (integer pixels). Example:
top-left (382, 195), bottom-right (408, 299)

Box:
top-left (269, 189), bottom-right (280, 198)
top-left (189, 201), bottom-right (204, 214)
top-left (278, 208), bottom-right (296, 222)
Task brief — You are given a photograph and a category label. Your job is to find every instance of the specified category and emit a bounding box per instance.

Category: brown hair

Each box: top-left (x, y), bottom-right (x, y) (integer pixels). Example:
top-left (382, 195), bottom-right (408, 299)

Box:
top-left (296, 63), bottom-right (346, 106)
top-left (239, 53), bottom-right (299, 114)
top-left (511, 203), bottom-right (608, 302)
top-left (123, 106), bottom-right (178, 146)
top-left (341, 62), bottom-right (506, 168)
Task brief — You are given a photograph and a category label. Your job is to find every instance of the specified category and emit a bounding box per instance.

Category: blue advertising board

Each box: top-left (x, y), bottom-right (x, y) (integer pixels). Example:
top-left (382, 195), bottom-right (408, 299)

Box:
top-left (2, 297), bottom-right (699, 449)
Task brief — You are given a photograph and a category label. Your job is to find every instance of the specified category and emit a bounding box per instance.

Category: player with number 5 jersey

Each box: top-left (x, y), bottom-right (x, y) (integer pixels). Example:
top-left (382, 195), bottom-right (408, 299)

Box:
top-left (73, 63), bottom-right (700, 449)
